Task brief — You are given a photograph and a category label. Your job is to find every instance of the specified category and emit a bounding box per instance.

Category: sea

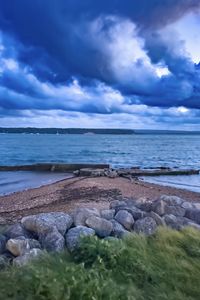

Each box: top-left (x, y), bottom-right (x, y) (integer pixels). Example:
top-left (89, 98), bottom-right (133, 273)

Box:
top-left (0, 133), bottom-right (200, 194)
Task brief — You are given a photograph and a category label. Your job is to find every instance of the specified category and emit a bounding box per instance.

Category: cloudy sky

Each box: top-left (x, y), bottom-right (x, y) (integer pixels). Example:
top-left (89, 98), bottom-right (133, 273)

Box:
top-left (0, 0), bottom-right (200, 129)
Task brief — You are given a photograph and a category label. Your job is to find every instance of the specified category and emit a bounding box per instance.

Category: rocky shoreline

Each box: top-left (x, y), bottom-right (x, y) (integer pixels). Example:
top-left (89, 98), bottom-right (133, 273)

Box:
top-left (1, 175), bottom-right (200, 226)
top-left (1, 194), bottom-right (200, 268)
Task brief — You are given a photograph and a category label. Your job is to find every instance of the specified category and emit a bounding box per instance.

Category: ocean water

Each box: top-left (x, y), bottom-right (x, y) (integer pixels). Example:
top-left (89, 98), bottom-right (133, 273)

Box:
top-left (0, 171), bottom-right (72, 196)
top-left (1, 133), bottom-right (200, 169)
top-left (1, 133), bottom-right (200, 194)
top-left (141, 175), bottom-right (200, 193)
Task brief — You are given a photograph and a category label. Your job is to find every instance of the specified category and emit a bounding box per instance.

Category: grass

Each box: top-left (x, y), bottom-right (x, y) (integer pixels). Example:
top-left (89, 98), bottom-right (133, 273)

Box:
top-left (0, 227), bottom-right (200, 299)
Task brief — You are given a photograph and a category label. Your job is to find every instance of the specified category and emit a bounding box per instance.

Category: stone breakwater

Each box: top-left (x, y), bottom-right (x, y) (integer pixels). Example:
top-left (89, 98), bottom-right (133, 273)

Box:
top-left (75, 168), bottom-right (199, 178)
top-left (1, 195), bottom-right (200, 268)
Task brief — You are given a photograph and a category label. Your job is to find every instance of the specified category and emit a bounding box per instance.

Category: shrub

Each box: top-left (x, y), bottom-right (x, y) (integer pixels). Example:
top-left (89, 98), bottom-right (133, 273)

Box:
top-left (0, 228), bottom-right (200, 300)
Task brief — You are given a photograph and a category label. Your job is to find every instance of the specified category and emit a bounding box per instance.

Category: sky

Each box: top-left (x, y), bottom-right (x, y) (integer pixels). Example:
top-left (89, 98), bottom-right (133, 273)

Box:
top-left (0, 0), bottom-right (200, 130)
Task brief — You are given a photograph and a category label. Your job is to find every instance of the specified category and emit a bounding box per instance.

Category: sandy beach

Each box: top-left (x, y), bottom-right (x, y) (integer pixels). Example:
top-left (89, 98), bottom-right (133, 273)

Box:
top-left (0, 176), bottom-right (200, 224)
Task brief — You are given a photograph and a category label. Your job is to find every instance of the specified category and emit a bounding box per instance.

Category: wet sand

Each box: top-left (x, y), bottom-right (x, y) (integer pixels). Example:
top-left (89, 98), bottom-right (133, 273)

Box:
top-left (0, 176), bottom-right (200, 224)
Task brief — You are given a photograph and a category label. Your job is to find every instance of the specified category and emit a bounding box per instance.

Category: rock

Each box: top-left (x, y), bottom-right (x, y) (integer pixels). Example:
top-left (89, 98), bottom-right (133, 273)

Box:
top-left (73, 170), bottom-right (80, 176)
top-left (134, 217), bottom-right (157, 236)
top-left (73, 208), bottom-right (100, 226)
top-left (21, 212), bottom-right (73, 235)
top-left (136, 201), bottom-right (153, 212)
top-left (79, 168), bottom-right (105, 177)
top-left (162, 215), bottom-right (190, 230)
top-left (164, 205), bottom-right (185, 217)
top-left (116, 206), bottom-right (145, 220)
top-left (130, 207), bottom-right (146, 220)
top-left (181, 202), bottom-right (196, 210)
top-left (123, 198), bottom-right (138, 207)
top-left (0, 217), bottom-right (6, 225)
top-left (149, 212), bottom-right (166, 226)
top-left (185, 209), bottom-right (200, 224)
top-left (132, 197), bottom-right (148, 207)
top-left (13, 248), bottom-right (43, 267)
top-left (6, 237), bottom-right (41, 257)
top-left (194, 203), bottom-right (200, 210)
top-left (152, 199), bottom-right (167, 216)
top-left (85, 216), bottom-right (113, 237)
top-left (132, 198), bottom-right (153, 212)
top-left (114, 210), bottom-right (134, 230)
top-left (0, 234), bottom-right (6, 254)
top-left (109, 200), bottom-right (126, 210)
top-left (160, 195), bottom-right (183, 206)
top-left (4, 223), bottom-right (33, 239)
top-left (110, 220), bottom-right (130, 238)
top-left (100, 209), bottom-right (115, 220)
top-left (65, 226), bottom-right (95, 252)
top-left (104, 169), bottom-right (118, 178)
top-left (39, 229), bottom-right (65, 252)
top-left (50, 212), bottom-right (73, 234)
top-left (152, 199), bottom-right (185, 217)
top-left (163, 214), bottom-right (179, 229)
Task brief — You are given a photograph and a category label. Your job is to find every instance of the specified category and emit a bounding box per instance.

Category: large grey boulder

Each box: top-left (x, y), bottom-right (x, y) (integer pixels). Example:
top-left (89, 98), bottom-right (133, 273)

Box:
top-left (21, 212), bottom-right (73, 235)
top-left (163, 214), bottom-right (181, 230)
top-left (65, 226), bottom-right (95, 252)
top-left (110, 198), bottom-right (147, 221)
top-left (149, 212), bottom-right (166, 226)
top-left (109, 200), bottom-right (126, 210)
top-left (110, 220), bottom-right (130, 238)
top-left (136, 202), bottom-right (153, 213)
top-left (39, 229), bottom-right (65, 252)
top-left (13, 248), bottom-right (43, 267)
top-left (134, 217), bottom-right (157, 236)
top-left (114, 210), bottom-right (134, 230)
top-left (100, 209), bottom-right (115, 220)
top-left (185, 209), bottom-right (200, 224)
top-left (4, 223), bottom-right (33, 239)
top-left (133, 198), bottom-right (153, 212)
top-left (117, 206), bottom-right (146, 220)
top-left (163, 215), bottom-right (190, 230)
top-left (164, 205), bottom-right (185, 217)
top-left (73, 208), bottom-right (100, 226)
top-left (6, 237), bottom-right (41, 257)
top-left (85, 216), bottom-right (113, 237)
top-left (181, 202), bottom-right (196, 210)
top-left (151, 200), bottom-right (167, 216)
top-left (160, 195), bottom-right (183, 206)
top-left (152, 199), bottom-right (185, 217)
top-left (0, 234), bottom-right (6, 254)
top-left (0, 217), bottom-right (6, 225)
top-left (194, 203), bottom-right (200, 210)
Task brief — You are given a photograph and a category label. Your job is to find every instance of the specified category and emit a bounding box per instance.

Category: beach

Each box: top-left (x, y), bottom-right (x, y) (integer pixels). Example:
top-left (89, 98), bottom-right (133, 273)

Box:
top-left (1, 175), bottom-right (200, 225)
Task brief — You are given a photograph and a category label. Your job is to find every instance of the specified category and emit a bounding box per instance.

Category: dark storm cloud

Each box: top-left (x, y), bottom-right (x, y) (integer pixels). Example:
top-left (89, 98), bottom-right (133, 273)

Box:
top-left (0, 0), bottom-right (199, 79)
top-left (0, 0), bottom-right (200, 117)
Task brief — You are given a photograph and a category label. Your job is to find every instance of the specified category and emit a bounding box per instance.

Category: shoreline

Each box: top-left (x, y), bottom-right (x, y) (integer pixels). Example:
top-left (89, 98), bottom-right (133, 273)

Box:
top-left (1, 176), bottom-right (200, 225)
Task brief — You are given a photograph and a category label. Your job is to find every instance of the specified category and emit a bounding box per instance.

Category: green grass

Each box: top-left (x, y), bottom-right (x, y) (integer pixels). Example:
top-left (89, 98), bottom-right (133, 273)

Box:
top-left (1, 227), bottom-right (200, 300)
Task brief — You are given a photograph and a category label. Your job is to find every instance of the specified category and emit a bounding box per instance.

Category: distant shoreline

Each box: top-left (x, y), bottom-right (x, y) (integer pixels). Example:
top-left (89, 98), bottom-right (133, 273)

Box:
top-left (1, 127), bottom-right (200, 134)
top-left (0, 128), bottom-right (134, 135)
